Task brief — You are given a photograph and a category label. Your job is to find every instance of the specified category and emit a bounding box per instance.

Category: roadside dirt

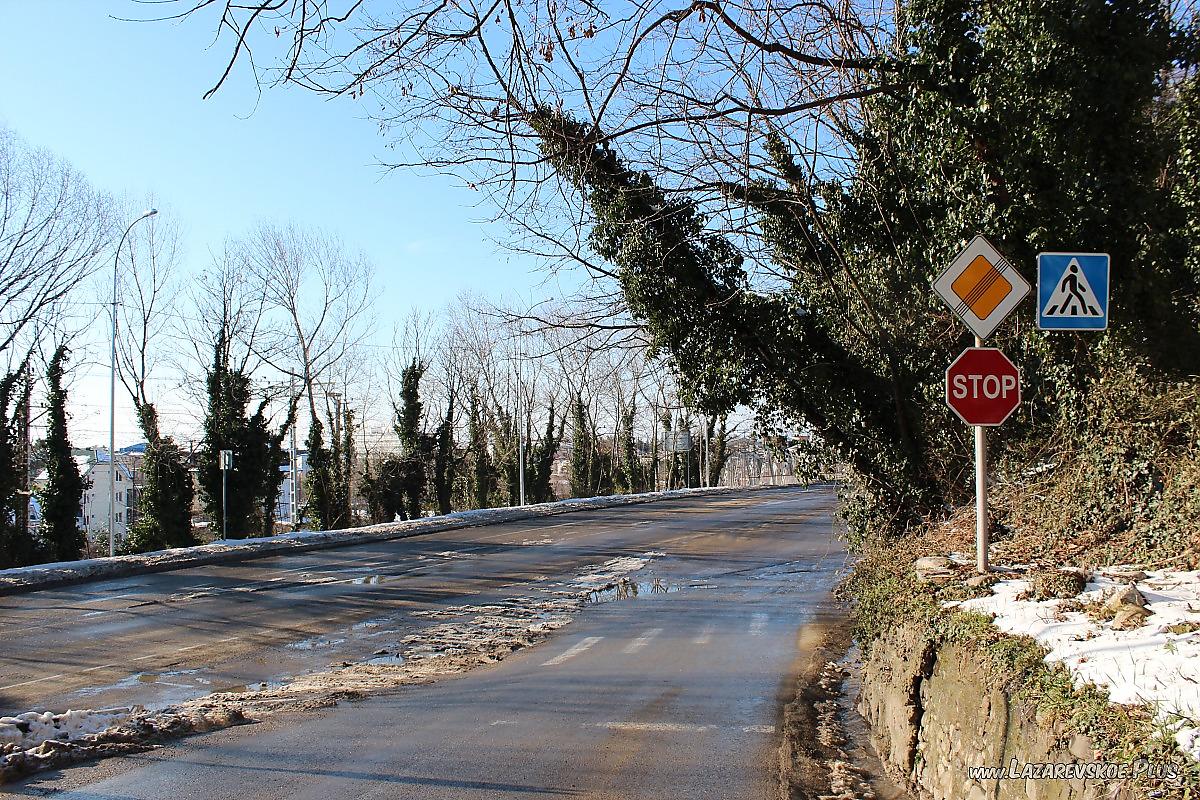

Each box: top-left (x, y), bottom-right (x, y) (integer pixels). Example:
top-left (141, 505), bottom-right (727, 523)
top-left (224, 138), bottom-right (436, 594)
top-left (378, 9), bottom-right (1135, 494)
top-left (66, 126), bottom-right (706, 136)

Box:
top-left (777, 602), bottom-right (913, 800)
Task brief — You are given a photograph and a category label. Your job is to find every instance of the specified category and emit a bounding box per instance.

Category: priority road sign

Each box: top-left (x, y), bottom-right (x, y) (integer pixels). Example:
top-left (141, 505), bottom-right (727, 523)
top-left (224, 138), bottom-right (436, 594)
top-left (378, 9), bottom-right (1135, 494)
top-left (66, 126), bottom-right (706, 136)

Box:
top-left (1037, 252), bottom-right (1109, 330)
top-left (945, 348), bottom-right (1021, 426)
top-left (933, 235), bottom-right (1030, 340)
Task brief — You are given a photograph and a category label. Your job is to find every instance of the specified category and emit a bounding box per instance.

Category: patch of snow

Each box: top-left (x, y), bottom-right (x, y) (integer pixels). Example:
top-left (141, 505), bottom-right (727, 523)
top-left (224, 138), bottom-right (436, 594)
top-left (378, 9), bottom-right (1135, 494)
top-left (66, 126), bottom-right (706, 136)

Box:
top-left (572, 552), bottom-right (659, 586)
top-left (0, 708), bottom-right (134, 751)
top-left (1, 546), bottom-right (674, 782)
top-left (954, 569), bottom-right (1200, 760)
top-left (0, 485), bottom-right (762, 594)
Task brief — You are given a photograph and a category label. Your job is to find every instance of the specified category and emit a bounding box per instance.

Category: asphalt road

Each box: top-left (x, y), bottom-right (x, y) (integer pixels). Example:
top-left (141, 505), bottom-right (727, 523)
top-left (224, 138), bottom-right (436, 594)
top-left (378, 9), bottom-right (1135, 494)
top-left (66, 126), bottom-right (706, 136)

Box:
top-left (5, 486), bottom-right (847, 799)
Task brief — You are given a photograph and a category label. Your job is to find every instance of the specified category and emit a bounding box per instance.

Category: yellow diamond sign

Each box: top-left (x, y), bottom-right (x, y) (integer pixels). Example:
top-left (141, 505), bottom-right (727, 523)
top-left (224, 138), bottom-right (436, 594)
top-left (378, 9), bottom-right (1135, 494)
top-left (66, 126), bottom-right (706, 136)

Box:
top-left (933, 235), bottom-right (1030, 340)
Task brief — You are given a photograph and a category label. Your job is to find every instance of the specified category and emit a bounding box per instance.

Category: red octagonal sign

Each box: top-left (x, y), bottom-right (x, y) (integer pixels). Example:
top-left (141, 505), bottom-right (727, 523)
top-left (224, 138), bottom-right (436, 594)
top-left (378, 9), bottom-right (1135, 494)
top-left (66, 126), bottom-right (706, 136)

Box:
top-left (945, 348), bottom-right (1021, 426)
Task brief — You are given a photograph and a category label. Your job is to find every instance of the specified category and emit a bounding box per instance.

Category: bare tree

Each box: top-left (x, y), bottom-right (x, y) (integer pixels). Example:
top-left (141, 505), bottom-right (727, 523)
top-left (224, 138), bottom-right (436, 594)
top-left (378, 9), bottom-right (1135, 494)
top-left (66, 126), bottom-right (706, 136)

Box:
top-left (238, 222), bottom-right (374, 423)
top-left (116, 205), bottom-right (182, 412)
top-left (0, 127), bottom-right (114, 364)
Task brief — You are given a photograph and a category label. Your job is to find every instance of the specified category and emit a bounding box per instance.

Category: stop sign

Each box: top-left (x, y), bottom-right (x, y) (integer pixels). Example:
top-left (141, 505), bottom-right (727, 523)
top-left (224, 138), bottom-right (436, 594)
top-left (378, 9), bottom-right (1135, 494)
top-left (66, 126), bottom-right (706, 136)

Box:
top-left (945, 348), bottom-right (1021, 426)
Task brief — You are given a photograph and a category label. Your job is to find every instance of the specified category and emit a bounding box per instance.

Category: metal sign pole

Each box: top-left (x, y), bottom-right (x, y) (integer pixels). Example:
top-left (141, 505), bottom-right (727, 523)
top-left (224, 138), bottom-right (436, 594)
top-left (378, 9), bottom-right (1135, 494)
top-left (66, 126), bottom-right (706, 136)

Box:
top-left (220, 449), bottom-right (232, 540)
top-left (973, 335), bottom-right (989, 573)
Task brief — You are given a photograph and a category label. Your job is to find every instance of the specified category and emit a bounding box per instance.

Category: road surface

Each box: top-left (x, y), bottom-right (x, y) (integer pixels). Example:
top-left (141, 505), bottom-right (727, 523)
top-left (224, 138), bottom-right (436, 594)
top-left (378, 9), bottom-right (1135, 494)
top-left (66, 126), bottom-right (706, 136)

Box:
top-left (5, 486), bottom-right (846, 799)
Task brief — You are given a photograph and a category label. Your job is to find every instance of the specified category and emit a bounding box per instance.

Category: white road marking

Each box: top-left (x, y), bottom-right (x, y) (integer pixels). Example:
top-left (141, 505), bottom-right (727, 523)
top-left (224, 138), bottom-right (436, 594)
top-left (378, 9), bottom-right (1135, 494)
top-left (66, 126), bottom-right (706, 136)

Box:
top-left (597, 721), bottom-right (713, 733)
top-left (542, 636), bottom-right (603, 666)
top-left (490, 719), bottom-right (518, 726)
top-left (749, 613), bottom-right (768, 635)
top-left (479, 520), bottom-right (581, 541)
top-left (0, 674), bottom-right (64, 691)
top-left (693, 624), bottom-right (715, 645)
top-left (175, 644), bottom-right (204, 652)
top-left (217, 635), bottom-right (241, 643)
top-left (743, 725), bottom-right (776, 734)
top-left (79, 663), bottom-right (119, 673)
top-left (132, 654), bottom-right (159, 662)
top-left (79, 593), bottom-right (137, 605)
top-left (623, 628), bottom-right (662, 654)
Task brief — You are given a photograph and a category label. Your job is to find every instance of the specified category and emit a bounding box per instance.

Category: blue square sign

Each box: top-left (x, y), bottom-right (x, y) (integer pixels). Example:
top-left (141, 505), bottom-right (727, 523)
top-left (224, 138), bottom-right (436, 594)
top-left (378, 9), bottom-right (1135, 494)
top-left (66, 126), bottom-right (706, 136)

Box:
top-left (1036, 252), bottom-right (1110, 330)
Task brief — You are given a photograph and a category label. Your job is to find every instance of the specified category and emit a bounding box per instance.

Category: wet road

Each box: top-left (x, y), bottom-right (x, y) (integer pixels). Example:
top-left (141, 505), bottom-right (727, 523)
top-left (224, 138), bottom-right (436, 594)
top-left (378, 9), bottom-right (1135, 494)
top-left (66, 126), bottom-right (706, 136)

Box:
top-left (5, 486), bottom-right (846, 799)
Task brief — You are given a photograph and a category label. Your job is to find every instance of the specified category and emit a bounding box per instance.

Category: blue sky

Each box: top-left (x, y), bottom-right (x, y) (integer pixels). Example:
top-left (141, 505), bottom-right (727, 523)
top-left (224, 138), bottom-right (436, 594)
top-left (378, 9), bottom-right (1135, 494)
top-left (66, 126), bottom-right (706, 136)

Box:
top-left (0, 1), bottom-right (566, 445)
top-left (0, 2), bottom-right (547, 304)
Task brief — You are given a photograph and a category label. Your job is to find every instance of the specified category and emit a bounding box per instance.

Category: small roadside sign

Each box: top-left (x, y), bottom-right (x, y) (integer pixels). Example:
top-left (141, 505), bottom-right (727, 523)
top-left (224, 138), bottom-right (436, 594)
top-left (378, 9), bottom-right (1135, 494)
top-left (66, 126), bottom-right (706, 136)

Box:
top-left (933, 235), bottom-right (1030, 340)
top-left (1037, 252), bottom-right (1109, 330)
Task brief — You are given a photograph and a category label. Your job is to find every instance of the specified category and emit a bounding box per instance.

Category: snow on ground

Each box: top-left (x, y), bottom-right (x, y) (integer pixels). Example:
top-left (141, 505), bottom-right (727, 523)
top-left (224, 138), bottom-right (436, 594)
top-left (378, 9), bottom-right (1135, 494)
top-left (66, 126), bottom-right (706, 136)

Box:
top-left (0, 708), bottom-right (134, 752)
top-left (952, 569), bottom-right (1200, 760)
top-left (0, 485), bottom-right (755, 595)
top-left (0, 547), bottom-right (668, 782)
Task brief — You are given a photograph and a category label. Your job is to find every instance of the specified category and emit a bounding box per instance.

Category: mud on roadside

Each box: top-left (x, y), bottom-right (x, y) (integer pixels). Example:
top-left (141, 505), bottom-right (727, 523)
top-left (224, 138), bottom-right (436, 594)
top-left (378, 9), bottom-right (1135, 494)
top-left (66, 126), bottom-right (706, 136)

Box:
top-left (777, 603), bottom-right (912, 800)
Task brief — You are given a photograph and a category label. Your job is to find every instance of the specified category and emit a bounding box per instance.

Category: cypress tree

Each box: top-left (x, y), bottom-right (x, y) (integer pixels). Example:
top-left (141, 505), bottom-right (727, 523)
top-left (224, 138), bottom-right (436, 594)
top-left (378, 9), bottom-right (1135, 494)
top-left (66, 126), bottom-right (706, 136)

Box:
top-left (39, 346), bottom-right (86, 562)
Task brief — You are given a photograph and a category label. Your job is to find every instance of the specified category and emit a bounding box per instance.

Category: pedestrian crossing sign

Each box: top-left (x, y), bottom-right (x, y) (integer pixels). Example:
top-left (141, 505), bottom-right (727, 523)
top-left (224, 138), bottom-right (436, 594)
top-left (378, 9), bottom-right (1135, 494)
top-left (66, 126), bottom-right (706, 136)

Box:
top-left (933, 235), bottom-right (1030, 340)
top-left (1037, 252), bottom-right (1109, 330)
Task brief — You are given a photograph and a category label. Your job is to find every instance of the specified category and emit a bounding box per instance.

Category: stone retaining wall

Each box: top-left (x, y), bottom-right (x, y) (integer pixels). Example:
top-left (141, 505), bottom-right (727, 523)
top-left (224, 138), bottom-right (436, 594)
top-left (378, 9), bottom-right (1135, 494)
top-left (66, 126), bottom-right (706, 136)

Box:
top-left (857, 623), bottom-right (1129, 800)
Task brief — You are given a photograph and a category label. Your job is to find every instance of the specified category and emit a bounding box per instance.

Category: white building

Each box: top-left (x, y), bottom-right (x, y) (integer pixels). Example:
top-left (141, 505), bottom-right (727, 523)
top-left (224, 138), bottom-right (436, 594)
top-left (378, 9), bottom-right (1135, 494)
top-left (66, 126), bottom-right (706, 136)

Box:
top-left (274, 451), bottom-right (309, 524)
top-left (80, 452), bottom-right (138, 545)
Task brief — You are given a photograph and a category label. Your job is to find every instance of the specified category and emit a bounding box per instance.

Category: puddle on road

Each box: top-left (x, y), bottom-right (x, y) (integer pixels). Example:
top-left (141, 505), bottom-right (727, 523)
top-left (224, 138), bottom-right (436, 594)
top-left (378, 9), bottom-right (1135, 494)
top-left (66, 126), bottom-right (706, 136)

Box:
top-left (363, 654), bottom-right (406, 666)
top-left (217, 680), bottom-right (286, 695)
top-left (71, 669), bottom-right (215, 708)
top-left (352, 575), bottom-right (392, 585)
top-left (286, 635), bottom-right (347, 650)
top-left (584, 577), bottom-right (678, 604)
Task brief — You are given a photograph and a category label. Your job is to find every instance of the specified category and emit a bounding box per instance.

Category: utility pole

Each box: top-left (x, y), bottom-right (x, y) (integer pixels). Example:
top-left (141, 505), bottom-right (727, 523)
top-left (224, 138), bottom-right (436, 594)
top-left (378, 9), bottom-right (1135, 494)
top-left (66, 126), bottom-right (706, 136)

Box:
top-left (289, 379), bottom-right (298, 529)
top-left (17, 365), bottom-right (30, 543)
top-left (516, 357), bottom-right (525, 506)
top-left (110, 208), bottom-right (157, 557)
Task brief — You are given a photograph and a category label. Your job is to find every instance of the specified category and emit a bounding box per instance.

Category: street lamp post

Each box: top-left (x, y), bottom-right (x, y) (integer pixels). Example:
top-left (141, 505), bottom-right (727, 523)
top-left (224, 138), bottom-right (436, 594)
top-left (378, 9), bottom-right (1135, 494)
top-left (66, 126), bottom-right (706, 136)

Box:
top-left (109, 208), bottom-right (157, 557)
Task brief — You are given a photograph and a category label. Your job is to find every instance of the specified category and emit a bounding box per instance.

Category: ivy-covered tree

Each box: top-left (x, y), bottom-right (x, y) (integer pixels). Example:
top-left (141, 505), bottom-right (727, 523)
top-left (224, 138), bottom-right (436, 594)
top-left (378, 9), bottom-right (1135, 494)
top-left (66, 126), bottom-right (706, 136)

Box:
top-left (305, 415), bottom-right (333, 529)
top-left (431, 394), bottom-right (456, 515)
top-left (0, 367), bottom-right (37, 569)
top-left (361, 453), bottom-right (406, 523)
top-left (568, 394), bottom-right (592, 498)
top-left (525, 1), bottom-right (1200, 539)
top-left (526, 399), bottom-right (564, 503)
top-left (123, 403), bottom-right (196, 553)
top-left (395, 359), bottom-right (429, 519)
top-left (614, 401), bottom-right (644, 495)
top-left (465, 389), bottom-right (492, 509)
top-left (705, 416), bottom-right (730, 488)
top-left (199, 332), bottom-right (289, 538)
top-left (490, 406), bottom-right (521, 506)
top-left (38, 346), bottom-right (85, 562)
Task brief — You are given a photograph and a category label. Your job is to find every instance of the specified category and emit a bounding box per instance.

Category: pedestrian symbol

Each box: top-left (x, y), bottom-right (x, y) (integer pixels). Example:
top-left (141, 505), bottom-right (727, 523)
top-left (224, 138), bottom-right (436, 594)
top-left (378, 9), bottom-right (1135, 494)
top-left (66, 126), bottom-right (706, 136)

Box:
top-left (1037, 253), bottom-right (1109, 330)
